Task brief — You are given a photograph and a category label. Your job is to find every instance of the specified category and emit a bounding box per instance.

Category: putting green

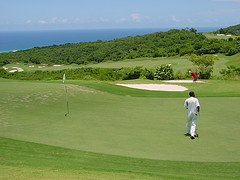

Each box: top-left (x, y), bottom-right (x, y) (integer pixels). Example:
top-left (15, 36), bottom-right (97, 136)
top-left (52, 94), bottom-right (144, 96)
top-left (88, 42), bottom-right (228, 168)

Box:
top-left (0, 80), bottom-right (239, 162)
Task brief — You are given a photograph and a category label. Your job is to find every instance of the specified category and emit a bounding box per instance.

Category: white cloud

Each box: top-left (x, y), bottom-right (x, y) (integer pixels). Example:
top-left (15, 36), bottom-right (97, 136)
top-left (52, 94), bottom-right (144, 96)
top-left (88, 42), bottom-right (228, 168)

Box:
top-left (187, 18), bottom-right (192, 23)
top-left (38, 17), bottom-right (70, 24)
top-left (50, 17), bottom-right (69, 23)
top-left (99, 18), bottom-right (109, 22)
top-left (25, 20), bottom-right (31, 24)
top-left (75, 18), bottom-right (85, 23)
top-left (58, 18), bottom-right (69, 23)
top-left (39, 20), bottom-right (47, 24)
top-left (172, 16), bottom-right (181, 22)
top-left (130, 13), bottom-right (141, 22)
top-left (50, 17), bottom-right (58, 23)
top-left (118, 18), bottom-right (128, 22)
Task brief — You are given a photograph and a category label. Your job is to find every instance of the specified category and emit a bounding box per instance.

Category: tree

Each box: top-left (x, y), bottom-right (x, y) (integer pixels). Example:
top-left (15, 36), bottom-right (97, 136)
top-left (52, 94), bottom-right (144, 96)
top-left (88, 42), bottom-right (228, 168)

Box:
top-left (219, 28), bottom-right (225, 34)
top-left (190, 28), bottom-right (197, 34)
top-left (188, 54), bottom-right (219, 79)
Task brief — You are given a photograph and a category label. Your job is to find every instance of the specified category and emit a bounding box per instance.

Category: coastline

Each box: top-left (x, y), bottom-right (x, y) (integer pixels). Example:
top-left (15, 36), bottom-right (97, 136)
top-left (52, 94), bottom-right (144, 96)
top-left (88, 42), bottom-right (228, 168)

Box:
top-left (0, 27), bottom-right (220, 53)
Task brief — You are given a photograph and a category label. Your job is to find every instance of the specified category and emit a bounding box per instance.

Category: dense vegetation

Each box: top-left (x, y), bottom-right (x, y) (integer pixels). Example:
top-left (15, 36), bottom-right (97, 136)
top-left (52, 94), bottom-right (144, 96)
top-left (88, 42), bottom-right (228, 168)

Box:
top-left (0, 66), bottom-right (154, 81)
top-left (214, 24), bottom-right (240, 36)
top-left (1, 28), bottom-right (240, 67)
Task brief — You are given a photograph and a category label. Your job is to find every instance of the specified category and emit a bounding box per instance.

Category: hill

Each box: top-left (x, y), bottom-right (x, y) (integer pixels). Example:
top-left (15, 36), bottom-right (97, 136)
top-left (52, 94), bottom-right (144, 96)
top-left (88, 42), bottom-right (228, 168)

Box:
top-left (214, 24), bottom-right (240, 36)
top-left (0, 28), bottom-right (240, 67)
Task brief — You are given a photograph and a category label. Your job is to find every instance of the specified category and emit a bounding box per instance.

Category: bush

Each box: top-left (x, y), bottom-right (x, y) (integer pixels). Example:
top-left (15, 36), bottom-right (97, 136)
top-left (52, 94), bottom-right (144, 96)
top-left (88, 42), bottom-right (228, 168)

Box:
top-left (220, 65), bottom-right (240, 79)
top-left (142, 68), bottom-right (154, 80)
top-left (154, 64), bottom-right (174, 80)
top-left (198, 66), bottom-right (213, 79)
top-left (174, 70), bottom-right (185, 79)
top-left (122, 66), bottom-right (142, 80)
top-left (225, 48), bottom-right (239, 56)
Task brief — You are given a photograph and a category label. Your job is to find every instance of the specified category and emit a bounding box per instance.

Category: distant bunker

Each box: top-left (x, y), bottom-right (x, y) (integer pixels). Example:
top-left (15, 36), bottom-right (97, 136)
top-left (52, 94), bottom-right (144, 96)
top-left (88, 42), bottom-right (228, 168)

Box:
top-left (117, 80), bottom-right (205, 92)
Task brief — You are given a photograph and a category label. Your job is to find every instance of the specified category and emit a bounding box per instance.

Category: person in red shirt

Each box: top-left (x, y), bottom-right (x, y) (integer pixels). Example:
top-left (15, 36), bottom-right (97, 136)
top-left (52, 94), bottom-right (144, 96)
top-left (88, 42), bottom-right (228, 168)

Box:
top-left (189, 71), bottom-right (198, 82)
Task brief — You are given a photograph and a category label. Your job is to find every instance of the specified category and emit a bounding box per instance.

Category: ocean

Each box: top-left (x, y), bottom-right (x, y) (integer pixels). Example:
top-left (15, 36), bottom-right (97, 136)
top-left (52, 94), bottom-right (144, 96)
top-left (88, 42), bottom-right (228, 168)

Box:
top-left (0, 27), bottom-right (219, 52)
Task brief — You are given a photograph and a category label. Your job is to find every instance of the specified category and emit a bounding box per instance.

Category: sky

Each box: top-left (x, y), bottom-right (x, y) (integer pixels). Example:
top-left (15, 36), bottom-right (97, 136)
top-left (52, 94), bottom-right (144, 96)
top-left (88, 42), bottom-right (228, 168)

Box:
top-left (0, 0), bottom-right (240, 31)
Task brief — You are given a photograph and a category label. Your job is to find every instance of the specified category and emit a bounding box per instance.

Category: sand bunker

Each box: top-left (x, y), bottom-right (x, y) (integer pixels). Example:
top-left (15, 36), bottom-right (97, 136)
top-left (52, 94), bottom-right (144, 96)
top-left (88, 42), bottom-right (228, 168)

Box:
top-left (8, 67), bottom-right (24, 72)
top-left (163, 80), bottom-right (205, 83)
top-left (116, 84), bottom-right (188, 91)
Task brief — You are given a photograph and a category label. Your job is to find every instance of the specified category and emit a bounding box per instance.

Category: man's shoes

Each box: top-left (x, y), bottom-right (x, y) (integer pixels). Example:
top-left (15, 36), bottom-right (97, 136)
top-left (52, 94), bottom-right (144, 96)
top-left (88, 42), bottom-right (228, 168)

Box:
top-left (190, 136), bottom-right (195, 139)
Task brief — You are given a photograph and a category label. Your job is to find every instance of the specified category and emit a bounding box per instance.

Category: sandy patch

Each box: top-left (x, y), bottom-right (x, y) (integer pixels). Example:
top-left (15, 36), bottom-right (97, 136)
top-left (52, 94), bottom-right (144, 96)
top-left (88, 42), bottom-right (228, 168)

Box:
top-left (38, 66), bottom-right (46, 68)
top-left (163, 80), bottom-right (205, 83)
top-left (116, 84), bottom-right (188, 91)
top-left (9, 70), bottom-right (18, 73)
top-left (9, 67), bottom-right (24, 72)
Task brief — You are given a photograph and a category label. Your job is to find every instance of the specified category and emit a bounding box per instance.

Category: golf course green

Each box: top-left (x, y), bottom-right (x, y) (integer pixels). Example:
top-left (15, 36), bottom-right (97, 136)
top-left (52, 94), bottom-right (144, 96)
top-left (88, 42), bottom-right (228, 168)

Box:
top-left (0, 78), bottom-right (239, 179)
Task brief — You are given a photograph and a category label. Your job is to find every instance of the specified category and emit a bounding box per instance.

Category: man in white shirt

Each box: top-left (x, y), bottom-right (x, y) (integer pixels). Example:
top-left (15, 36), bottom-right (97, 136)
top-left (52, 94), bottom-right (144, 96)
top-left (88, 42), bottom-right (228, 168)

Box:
top-left (184, 91), bottom-right (200, 139)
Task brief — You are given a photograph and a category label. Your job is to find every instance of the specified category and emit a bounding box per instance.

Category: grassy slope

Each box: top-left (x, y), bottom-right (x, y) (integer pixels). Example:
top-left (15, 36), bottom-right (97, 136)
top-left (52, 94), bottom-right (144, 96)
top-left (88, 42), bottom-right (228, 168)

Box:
top-left (202, 33), bottom-right (239, 40)
top-left (1, 137), bottom-right (239, 180)
top-left (3, 53), bottom-right (239, 77)
top-left (0, 80), bottom-right (240, 174)
top-left (69, 79), bottom-right (240, 97)
top-left (0, 80), bottom-right (240, 179)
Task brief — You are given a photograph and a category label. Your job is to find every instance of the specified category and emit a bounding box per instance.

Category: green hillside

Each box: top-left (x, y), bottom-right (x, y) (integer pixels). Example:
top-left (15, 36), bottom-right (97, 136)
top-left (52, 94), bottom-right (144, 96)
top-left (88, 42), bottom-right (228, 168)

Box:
top-left (1, 28), bottom-right (240, 67)
top-left (214, 24), bottom-right (240, 36)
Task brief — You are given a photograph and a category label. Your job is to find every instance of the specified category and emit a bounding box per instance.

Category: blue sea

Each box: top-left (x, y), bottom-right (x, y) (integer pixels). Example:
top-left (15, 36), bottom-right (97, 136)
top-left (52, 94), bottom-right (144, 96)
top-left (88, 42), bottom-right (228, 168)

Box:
top-left (0, 27), bottom-right (219, 52)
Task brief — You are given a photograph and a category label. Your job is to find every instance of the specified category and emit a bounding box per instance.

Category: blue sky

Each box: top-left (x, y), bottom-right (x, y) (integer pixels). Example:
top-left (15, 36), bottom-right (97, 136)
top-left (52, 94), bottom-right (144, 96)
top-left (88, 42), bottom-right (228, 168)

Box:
top-left (1, 0), bottom-right (240, 31)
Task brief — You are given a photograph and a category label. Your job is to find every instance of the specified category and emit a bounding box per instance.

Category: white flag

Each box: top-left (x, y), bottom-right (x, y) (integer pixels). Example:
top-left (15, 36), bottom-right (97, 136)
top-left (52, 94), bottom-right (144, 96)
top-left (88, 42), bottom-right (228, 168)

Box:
top-left (63, 74), bottom-right (65, 83)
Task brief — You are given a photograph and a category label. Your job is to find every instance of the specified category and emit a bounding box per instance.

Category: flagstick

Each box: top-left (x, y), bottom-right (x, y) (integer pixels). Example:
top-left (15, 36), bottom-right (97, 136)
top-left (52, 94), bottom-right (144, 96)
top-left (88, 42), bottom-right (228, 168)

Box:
top-left (63, 74), bottom-right (69, 116)
top-left (65, 85), bottom-right (69, 116)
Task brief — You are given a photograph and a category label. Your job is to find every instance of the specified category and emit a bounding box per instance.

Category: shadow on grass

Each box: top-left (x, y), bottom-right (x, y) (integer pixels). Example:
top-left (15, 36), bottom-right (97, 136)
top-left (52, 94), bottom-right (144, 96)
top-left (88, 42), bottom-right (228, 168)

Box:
top-left (184, 132), bottom-right (199, 139)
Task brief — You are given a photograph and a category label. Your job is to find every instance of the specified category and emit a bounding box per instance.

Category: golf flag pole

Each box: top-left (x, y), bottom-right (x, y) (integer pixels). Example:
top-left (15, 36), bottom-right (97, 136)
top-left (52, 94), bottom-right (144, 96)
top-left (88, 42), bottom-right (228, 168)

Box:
top-left (63, 74), bottom-right (69, 116)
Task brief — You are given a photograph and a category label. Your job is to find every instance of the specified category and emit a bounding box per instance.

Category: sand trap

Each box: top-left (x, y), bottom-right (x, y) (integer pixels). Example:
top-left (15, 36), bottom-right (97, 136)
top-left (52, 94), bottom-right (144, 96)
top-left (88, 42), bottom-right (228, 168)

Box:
top-left (9, 70), bottom-right (18, 73)
top-left (9, 67), bottom-right (24, 72)
top-left (163, 80), bottom-right (205, 83)
top-left (116, 84), bottom-right (188, 91)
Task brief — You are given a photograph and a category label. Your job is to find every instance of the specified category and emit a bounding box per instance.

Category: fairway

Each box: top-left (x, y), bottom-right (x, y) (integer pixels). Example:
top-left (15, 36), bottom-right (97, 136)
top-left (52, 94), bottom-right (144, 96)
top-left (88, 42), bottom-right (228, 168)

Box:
top-left (3, 53), bottom-right (239, 78)
top-left (0, 79), bottom-right (240, 179)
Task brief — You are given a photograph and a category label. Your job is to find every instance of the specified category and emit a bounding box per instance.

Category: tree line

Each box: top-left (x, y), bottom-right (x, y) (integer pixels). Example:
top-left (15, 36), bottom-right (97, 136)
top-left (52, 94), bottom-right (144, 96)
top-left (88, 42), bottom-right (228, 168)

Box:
top-left (0, 28), bottom-right (240, 67)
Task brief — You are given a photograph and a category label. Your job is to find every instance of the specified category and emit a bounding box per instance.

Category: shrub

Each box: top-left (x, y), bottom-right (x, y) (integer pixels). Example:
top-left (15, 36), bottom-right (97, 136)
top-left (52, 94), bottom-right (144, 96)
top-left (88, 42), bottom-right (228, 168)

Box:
top-left (220, 65), bottom-right (240, 79)
top-left (142, 68), bottom-right (154, 80)
top-left (154, 64), bottom-right (174, 80)
top-left (198, 66), bottom-right (213, 79)
top-left (225, 47), bottom-right (239, 56)
top-left (174, 70), bottom-right (185, 79)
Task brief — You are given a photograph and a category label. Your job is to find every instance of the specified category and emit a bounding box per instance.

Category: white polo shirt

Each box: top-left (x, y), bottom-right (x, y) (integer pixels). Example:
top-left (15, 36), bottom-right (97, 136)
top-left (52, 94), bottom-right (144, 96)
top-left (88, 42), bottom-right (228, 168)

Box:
top-left (184, 97), bottom-right (200, 114)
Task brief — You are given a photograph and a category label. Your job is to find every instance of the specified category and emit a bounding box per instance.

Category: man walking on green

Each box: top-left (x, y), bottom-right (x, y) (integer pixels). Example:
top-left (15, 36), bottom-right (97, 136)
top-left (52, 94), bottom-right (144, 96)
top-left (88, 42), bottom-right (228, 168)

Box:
top-left (184, 91), bottom-right (200, 139)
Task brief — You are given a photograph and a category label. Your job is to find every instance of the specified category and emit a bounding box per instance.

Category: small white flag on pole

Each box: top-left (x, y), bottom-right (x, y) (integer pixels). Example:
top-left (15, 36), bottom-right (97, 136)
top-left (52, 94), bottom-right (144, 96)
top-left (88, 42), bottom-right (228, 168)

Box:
top-left (63, 73), bottom-right (69, 116)
top-left (63, 74), bottom-right (65, 83)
